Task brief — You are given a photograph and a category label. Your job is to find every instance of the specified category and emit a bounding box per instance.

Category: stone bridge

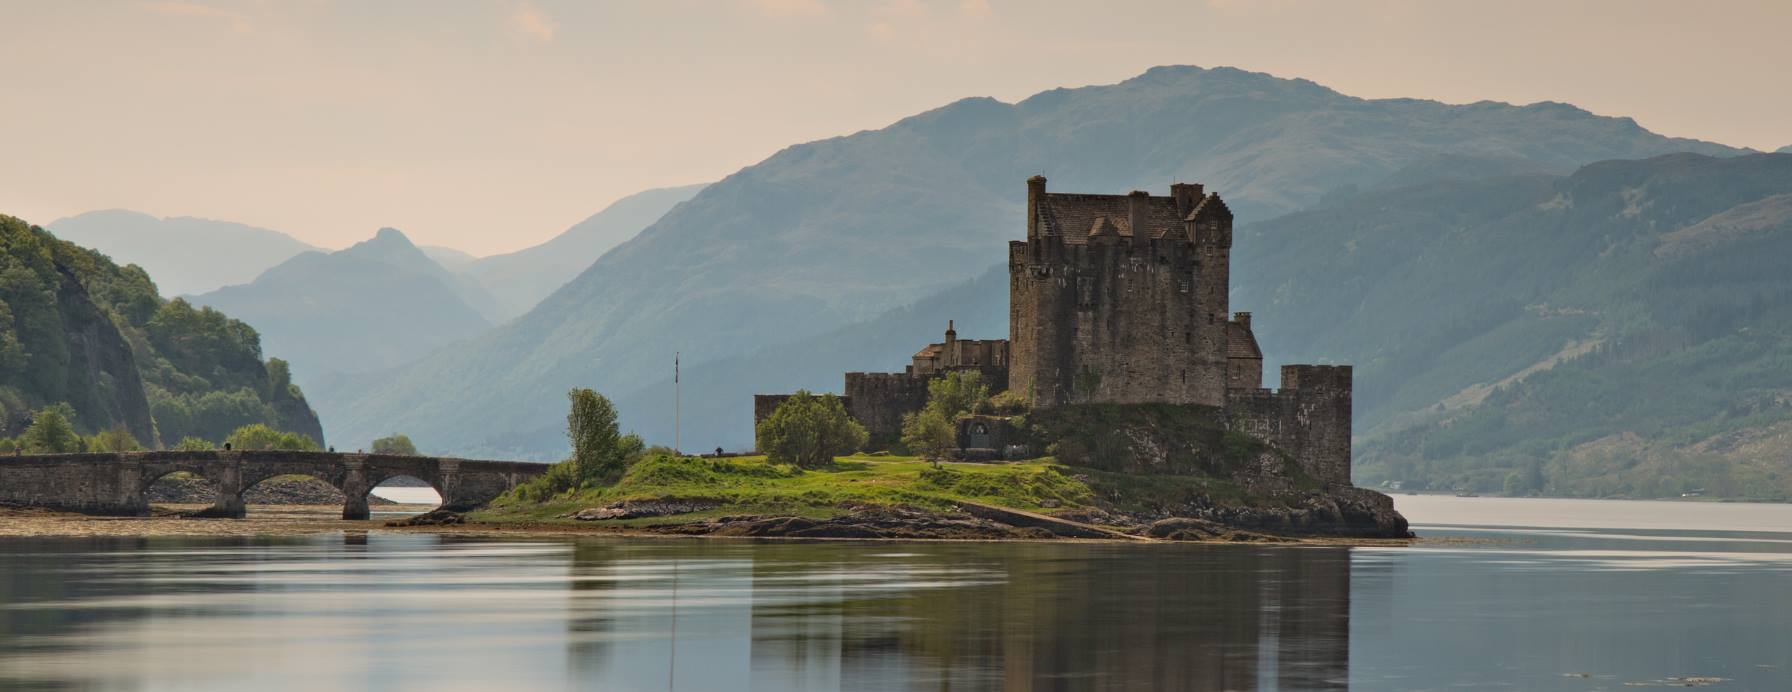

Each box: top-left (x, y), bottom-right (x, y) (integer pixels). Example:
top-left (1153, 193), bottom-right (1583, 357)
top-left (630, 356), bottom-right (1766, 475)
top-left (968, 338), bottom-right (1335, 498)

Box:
top-left (0, 450), bottom-right (551, 519)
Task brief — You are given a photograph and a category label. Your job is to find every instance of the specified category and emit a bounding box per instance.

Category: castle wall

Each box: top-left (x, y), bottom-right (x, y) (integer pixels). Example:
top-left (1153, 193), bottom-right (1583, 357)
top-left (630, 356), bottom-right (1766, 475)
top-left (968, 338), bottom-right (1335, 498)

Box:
top-left (843, 373), bottom-right (931, 447)
top-left (1009, 236), bottom-right (1228, 408)
top-left (1228, 356), bottom-right (1263, 390)
top-left (1224, 365), bottom-right (1353, 485)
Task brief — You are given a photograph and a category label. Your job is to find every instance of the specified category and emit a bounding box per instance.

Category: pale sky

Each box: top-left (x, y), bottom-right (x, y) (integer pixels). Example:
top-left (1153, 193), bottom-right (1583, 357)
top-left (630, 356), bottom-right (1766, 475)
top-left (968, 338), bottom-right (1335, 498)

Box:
top-left (2, 0), bottom-right (1788, 256)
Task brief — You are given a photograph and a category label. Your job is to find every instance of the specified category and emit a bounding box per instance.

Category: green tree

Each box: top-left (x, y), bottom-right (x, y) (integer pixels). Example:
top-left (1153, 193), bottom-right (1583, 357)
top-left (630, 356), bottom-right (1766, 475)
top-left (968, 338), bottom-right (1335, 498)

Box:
top-left (86, 425), bottom-right (142, 452)
top-left (1503, 472), bottom-right (1526, 497)
top-left (756, 391), bottom-right (867, 468)
top-left (224, 423), bottom-right (319, 451)
top-left (925, 371), bottom-right (987, 420)
top-left (901, 408), bottom-right (956, 461)
top-left (171, 436), bottom-right (213, 451)
top-left (20, 403), bottom-right (82, 453)
top-left (566, 388), bottom-right (641, 483)
top-left (371, 433), bottom-right (418, 456)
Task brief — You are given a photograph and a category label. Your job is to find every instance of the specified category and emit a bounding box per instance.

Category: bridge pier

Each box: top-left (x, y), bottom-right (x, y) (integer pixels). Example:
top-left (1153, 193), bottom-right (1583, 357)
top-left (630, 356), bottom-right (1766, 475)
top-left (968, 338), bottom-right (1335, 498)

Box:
top-left (341, 460), bottom-right (370, 520)
top-left (190, 457), bottom-right (247, 518)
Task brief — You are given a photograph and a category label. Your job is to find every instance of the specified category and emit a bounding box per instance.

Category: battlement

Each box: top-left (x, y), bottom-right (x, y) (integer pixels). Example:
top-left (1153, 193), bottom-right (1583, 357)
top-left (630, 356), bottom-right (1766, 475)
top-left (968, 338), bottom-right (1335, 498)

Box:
top-left (1223, 364), bottom-right (1353, 485)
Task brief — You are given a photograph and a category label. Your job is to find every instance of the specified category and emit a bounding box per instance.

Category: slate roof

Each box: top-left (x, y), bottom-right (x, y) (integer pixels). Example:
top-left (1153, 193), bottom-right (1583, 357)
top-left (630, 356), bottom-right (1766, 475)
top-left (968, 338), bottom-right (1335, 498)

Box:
top-left (1037, 191), bottom-right (1232, 243)
top-left (1228, 321), bottom-right (1263, 360)
top-left (1037, 193), bottom-right (1186, 242)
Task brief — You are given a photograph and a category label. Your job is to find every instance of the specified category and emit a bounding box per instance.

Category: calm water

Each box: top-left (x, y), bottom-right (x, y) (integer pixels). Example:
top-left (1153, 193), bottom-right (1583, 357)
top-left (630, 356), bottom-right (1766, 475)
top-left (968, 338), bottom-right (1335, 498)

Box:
top-left (1, 497), bottom-right (1789, 691)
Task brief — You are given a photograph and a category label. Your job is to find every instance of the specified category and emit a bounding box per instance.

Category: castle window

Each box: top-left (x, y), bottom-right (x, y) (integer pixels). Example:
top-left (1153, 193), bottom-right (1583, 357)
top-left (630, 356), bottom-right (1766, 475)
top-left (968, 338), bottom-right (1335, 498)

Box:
top-left (1207, 314), bottom-right (1214, 325)
top-left (1185, 331), bottom-right (1192, 344)
top-left (1179, 279), bottom-right (1190, 293)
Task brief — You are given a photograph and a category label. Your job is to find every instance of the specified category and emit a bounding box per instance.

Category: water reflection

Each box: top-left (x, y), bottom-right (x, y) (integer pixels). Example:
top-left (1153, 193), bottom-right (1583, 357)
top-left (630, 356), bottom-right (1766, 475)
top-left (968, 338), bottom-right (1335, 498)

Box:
top-left (8, 508), bottom-right (1792, 691)
top-left (0, 536), bottom-right (1350, 690)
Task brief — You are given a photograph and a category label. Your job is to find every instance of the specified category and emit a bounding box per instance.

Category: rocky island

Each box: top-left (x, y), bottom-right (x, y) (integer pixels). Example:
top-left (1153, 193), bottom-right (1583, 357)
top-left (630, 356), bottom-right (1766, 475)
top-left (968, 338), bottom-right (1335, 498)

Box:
top-left (471, 178), bottom-right (1409, 541)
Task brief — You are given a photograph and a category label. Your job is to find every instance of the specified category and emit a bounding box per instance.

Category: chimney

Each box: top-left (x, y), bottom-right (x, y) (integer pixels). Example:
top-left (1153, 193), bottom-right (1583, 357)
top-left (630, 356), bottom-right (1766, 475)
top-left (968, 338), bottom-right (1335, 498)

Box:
top-left (1233, 311), bottom-right (1252, 329)
top-left (1171, 182), bottom-right (1204, 217)
top-left (946, 319), bottom-right (957, 343)
top-left (1026, 176), bottom-right (1047, 238)
top-left (1127, 190), bottom-right (1150, 245)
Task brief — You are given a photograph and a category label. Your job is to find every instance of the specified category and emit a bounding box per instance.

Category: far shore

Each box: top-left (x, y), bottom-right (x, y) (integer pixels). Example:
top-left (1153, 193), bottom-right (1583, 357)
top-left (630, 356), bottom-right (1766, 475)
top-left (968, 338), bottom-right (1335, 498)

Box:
top-left (0, 505), bottom-right (1416, 546)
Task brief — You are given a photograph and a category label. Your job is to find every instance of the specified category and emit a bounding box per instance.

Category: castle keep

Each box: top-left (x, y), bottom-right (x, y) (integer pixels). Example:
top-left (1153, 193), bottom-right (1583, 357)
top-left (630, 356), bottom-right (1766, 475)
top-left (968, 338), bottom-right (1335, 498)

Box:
top-left (757, 176), bottom-right (1355, 485)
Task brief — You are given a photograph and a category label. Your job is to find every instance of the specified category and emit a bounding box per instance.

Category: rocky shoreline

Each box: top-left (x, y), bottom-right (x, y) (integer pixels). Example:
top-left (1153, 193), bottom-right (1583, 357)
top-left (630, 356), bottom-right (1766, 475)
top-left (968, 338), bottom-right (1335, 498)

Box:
top-left (530, 484), bottom-right (1411, 542)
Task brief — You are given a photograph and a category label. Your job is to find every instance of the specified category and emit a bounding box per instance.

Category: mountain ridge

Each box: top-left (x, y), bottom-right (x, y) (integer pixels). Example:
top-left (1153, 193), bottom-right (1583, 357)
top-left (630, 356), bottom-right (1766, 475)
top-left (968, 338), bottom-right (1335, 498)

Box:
top-left (317, 64), bottom-right (1747, 454)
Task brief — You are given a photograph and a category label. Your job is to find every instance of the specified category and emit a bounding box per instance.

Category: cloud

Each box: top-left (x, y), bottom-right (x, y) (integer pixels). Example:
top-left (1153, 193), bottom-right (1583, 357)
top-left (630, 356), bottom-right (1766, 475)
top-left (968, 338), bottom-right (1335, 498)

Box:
top-left (510, 2), bottom-right (556, 43)
top-left (137, 1), bottom-right (252, 34)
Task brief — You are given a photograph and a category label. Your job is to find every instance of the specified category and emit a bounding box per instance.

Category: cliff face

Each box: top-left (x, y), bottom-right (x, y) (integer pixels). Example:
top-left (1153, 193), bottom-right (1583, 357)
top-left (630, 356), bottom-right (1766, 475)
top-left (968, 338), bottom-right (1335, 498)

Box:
top-left (1, 214), bottom-right (325, 447)
top-left (48, 264), bottom-right (155, 442)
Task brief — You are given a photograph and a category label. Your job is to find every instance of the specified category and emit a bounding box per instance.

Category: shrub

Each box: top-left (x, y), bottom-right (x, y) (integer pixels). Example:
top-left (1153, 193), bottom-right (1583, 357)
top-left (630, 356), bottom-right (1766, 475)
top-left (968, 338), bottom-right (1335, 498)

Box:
top-left (171, 436), bottom-right (214, 451)
top-left (901, 408), bottom-right (955, 460)
top-left (371, 433), bottom-right (418, 455)
top-left (20, 403), bottom-right (82, 453)
top-left (86, 426), bottom-right (142, 452)
top-left (755, 391), bottom-right (867, 468)
top-left (224, 423), bottom-right (320, 451)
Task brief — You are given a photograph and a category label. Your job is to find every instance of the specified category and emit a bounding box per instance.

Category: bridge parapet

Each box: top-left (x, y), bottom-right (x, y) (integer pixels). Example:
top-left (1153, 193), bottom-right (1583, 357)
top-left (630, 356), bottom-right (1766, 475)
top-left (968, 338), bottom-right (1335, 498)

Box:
top-left (0, 451), bottom-right (551, 519)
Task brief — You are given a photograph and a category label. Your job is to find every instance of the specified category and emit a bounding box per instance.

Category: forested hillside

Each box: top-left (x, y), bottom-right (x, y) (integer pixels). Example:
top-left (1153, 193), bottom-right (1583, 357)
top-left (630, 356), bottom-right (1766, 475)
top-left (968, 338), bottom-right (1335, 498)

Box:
top-left (1233, 153), bottom-right (1792, 498)
top-left (320, 65), bottom-right (1739, 453)
top-left (0, 214), bottom-right (322, 446)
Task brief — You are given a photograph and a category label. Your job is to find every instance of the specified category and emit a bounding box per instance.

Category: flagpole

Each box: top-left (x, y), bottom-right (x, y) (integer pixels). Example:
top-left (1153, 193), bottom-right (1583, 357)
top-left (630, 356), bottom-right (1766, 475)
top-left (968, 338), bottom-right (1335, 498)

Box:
top-left (674, 352), bottom-right (681, 454)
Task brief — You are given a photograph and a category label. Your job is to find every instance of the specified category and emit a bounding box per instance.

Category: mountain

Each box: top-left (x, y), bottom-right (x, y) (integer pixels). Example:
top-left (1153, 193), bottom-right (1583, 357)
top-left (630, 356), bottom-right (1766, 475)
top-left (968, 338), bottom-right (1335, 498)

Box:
top-left (1778, 145), bottom-right (1792, 154)
top-left (47, 210), bottom-right (318, 297)
top-left (0, 214), bottom-right (322, 446)
top-left (318, 65), bottom-right (1744, 455)
top-left (467, 184), bottom-right (706, 315)
top-left (421, 246), bottom-right (479, 272)
top-left (1228, 152), bottom-right (1792, 499)
top-left (192, 228), bottom-right (496, 392)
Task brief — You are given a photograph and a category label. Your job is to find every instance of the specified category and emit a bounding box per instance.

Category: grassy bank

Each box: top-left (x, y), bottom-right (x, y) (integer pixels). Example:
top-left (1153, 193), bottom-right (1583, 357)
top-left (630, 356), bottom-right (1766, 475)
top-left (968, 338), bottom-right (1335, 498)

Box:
top-left (472, 453), bottom-right (1294, 526)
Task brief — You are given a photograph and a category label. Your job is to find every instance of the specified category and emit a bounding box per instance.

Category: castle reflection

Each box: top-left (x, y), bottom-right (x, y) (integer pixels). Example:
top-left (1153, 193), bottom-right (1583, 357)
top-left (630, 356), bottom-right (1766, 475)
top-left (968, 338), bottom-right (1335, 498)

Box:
top-left (561, 541), bottom-right (1350, 691)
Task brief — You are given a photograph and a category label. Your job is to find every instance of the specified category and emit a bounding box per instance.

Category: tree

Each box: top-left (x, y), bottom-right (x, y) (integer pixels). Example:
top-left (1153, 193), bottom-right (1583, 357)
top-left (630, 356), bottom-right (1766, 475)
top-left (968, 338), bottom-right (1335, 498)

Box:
top-left (21, 403), bottom-right (82, 453)
top-left (756, 391), bottom-right (867, 468)
top-left (87, 425), bottom-right (142, 452)
top-left (224, 423), bottom-right (319, 451)
top-left (171, 436), bottom-right (213, 451)
top-left (925, 371), bottom-right (987, 420)
top-left (372, 433), bottom-right (418, 456)
top-left (564, 388), bottom-right (644, 484)
top-left (901, 408), bottom-right (955, 461)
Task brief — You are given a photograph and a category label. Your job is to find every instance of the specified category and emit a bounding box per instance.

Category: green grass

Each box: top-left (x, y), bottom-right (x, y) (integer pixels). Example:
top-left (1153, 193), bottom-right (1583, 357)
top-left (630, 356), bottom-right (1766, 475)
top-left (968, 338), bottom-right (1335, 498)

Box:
top-left (473, 453), bottom-right (1309, 525)
top-left (478, 454), bottom-right (1091, 523)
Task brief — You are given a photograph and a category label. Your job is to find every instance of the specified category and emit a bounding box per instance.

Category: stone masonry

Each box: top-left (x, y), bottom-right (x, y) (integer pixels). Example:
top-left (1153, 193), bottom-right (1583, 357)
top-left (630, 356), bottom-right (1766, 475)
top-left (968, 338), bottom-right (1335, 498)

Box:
top-left (756, 176), bottom-right (1354, 485)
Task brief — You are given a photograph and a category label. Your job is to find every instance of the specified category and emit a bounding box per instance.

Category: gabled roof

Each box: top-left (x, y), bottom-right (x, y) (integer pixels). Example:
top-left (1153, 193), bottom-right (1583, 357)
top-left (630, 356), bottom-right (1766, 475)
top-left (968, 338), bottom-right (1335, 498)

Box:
top-left (1228, 320), bottom-right (1263, 359)
top-left (1037, 193), bottom-right (1186, 243)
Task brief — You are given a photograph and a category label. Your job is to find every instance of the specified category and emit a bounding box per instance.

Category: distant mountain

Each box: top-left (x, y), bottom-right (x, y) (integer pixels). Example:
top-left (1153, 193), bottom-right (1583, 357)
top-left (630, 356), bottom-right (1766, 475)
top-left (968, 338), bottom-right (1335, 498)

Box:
top-left (467, 184), bottom-right (706, 315)
top-left (0, 214), bottom-right (322, 446)
top-left (47, 210), bottom-right (318, 296)
top-left (1231, 152), bottom-right (1792, 499)
top-left (421, 245), bottom-right (479, 272)
top-left (318, 65), bottom-right (1744, 454)
top-left (1778, 145), bottom-right (1792, 154)
top-left (192, 228), bottom-right (496, 398)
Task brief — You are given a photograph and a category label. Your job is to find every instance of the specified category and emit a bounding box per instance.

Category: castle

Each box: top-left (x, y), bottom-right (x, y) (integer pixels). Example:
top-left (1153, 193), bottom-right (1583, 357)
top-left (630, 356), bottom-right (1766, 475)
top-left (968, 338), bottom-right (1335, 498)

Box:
top-left (756, 176), bottom-right (1354, 485)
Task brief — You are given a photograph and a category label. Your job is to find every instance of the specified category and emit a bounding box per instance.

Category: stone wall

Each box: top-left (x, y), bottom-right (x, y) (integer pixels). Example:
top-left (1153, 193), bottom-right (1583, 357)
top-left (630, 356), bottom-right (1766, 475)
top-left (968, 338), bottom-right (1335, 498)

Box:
top-left (1008, 180), bottom-right (1234, 409)
top-left (844, 373), bottom-right (930, 446)
top-left (1224, 365), bottom-right (1353, 485)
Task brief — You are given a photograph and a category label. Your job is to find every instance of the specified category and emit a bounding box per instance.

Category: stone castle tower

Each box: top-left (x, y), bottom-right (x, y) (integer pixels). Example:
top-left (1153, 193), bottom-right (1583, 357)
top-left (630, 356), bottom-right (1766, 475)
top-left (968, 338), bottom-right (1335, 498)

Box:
top-left (1008, 176), bottom-right (1256, 407)
top-left (758, 175), bottom-right (1355, 485)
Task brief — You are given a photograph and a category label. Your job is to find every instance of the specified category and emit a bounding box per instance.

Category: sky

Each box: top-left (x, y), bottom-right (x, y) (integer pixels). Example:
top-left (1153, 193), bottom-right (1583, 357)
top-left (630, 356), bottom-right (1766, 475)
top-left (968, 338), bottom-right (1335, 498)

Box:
top-left (2, 0), bottom-right (1788, 256)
